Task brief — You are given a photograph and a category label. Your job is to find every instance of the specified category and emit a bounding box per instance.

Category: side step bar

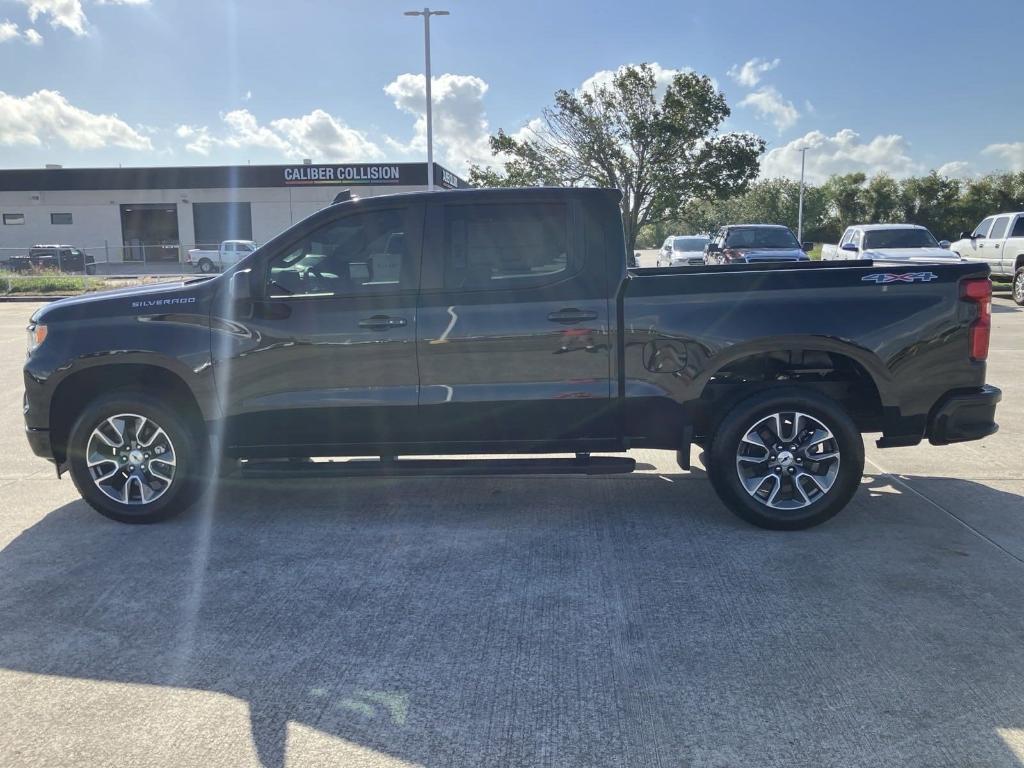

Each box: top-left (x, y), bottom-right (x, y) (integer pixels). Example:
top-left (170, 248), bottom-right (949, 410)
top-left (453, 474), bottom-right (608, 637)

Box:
top-left (239, 455), bottom-right (636, 479)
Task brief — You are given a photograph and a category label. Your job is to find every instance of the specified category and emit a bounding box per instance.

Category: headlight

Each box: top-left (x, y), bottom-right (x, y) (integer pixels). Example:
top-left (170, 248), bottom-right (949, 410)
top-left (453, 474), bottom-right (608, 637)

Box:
top-left (26, 323), bottom-right (47, 355)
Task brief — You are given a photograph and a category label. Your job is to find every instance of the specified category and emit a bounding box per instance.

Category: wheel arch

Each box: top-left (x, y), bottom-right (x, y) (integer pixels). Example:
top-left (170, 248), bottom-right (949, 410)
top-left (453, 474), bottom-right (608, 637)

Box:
top-left (49, 361), bottom-right (207, 465)
top-left (691, 340), bottom-right (891, 440)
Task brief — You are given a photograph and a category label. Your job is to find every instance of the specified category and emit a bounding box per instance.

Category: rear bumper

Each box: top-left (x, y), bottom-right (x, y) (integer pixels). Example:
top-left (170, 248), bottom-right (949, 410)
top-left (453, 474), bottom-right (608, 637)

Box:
top-left (926, 385), bottom-right (1001, 446)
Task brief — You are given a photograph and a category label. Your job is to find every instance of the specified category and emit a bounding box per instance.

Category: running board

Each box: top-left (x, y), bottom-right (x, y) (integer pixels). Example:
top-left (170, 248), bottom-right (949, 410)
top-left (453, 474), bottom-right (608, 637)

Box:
top-left (239, 455), bottom-right (636, 479)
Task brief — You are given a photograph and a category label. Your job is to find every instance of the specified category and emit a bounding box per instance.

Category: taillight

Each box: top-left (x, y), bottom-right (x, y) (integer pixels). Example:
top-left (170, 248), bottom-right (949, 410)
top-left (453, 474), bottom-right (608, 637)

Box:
top-left (962, 277), bottom-right (991, 362)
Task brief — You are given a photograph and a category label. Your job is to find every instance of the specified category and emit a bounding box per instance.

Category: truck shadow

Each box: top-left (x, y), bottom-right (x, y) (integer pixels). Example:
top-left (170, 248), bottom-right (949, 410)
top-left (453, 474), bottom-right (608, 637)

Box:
top-left (2, 472), bottom-right (1024, 767)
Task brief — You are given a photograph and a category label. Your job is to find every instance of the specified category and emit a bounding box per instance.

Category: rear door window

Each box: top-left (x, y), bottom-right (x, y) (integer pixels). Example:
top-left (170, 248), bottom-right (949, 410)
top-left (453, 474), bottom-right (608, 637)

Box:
top-left (988, 216), bottom-right (1010, 240)
top-left (442, 202), bottom-right (573, 291)
top-left (1012, 216), bottom-right (1024, 238)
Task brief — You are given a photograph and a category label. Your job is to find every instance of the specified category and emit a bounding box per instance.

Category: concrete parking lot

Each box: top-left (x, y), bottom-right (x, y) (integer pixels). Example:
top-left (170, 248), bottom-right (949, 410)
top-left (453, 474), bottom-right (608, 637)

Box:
top-left (0, 291), bottom-right (1021, 768)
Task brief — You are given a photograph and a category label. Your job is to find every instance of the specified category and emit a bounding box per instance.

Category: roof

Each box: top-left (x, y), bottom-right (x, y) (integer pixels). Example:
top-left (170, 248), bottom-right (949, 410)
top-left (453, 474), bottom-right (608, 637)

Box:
top-left (848, 223), bottom-right (929, 231)
top-left (725, 224), bottom-right (792, 229)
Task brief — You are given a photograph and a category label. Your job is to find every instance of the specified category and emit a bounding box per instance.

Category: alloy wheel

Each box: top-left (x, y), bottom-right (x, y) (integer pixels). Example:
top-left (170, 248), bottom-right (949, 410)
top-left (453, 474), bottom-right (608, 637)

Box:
top-left (734, 411), bottom-right (841, 511)
top-left (86, 413), bottom-right (176, 505)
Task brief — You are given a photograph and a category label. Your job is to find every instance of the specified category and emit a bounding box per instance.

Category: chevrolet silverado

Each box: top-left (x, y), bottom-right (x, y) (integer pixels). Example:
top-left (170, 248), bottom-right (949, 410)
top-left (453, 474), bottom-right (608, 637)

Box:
top-left (24, 188), bottom-right (1001, 529)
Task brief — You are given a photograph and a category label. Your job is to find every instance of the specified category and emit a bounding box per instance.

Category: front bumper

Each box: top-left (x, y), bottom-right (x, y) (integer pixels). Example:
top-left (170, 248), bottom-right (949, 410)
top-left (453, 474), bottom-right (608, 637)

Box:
top-left (25, 426), bottom-right (53, 460)
top-left (926, 385), bottom-right (1001, 446)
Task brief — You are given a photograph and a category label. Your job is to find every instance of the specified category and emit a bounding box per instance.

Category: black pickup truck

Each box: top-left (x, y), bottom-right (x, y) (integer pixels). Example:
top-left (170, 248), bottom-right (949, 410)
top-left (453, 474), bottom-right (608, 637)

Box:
top-left (23, 188), bottom-right (1001, 529)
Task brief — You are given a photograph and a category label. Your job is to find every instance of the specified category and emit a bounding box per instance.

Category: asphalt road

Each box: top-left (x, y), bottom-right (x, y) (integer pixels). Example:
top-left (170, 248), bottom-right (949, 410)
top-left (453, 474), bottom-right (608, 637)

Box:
top-left (0, 292), bottom-right (1022, 768)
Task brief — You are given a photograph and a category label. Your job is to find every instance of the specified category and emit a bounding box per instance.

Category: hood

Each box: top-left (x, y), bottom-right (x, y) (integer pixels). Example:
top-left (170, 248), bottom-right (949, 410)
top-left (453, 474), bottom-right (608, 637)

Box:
top-left (863, 247), bottom-right (961, 263)
top-left (730, 248), bottom-right (808, 262)
top-left (31, 277), bottom-right (215, 324)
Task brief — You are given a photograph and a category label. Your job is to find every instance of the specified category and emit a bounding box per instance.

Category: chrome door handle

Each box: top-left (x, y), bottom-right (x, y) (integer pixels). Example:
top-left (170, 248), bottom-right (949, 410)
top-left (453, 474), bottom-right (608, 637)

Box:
top-left (358, 315), bottom-right (406, 330)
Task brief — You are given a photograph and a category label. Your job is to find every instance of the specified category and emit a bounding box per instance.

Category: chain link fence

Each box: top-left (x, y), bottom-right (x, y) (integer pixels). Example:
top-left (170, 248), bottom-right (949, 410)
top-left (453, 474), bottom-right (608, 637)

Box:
top-left (0, 244), bottom-right (195, 276)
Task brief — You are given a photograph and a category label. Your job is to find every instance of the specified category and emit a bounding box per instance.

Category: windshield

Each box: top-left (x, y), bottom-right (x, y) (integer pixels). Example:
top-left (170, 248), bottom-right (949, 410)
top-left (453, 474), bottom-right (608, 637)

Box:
top-left (863, 229), bottom-right (938, 249)
top-left (673, 237), bottom-right (709, 252)
top-left (724, 227), bottom-right (799, 249)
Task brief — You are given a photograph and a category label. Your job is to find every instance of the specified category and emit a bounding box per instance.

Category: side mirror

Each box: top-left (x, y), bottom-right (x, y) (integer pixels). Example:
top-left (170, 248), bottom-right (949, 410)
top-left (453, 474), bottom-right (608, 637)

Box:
top-left (801, 241), bottom-right (813, 252)
top-left (841, 243), bottom-right (859, 252)
top-left (939, 240), bottom-right (951, 249)
top-left (230, 268), bottom-right (253, 301)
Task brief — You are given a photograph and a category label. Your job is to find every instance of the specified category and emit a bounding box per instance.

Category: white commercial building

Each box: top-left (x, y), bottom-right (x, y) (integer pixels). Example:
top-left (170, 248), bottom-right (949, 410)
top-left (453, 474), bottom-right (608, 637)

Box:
top-left (0, 162), bottom-right (466, 266)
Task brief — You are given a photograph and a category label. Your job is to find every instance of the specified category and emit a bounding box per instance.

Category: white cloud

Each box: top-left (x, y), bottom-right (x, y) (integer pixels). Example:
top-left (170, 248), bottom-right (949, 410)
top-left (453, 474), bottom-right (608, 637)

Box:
top-left (175, 123), bottom-right (217, 156)
top-left (728, 57), bottom-right (780, 88)
top-left (579, 62), bottom-right (692, 97)
top-left (269, 110), bottom-right (384, 161)
top-left (761, 129), bottom-right (920, 182)
top-left (982, 142), bottom-right (1024, 171)
top-left (18, 0), bottom-right (147, 37)
top-left (739, 86), bottom-right (800, 131)
top-left (384, 72), bottom-right (492, 173)
top-left (178, 109), bottom-right (383, 162)
top-left (0, 18), bottom-right (43, 43)
top-left (937, 161), bottom-right (974, 179)
top-left (0, 89), bottom-right (152, 150)
top-left (20, 0), bottom-right (87, 35)
top-left (0, 19), bottom-right (20, 41)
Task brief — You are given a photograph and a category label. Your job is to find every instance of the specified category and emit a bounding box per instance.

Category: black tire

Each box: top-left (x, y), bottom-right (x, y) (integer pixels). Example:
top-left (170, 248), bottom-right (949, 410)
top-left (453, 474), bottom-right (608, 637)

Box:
top-left (1013, 266), bottom-right (1024, 306)
top-left (198, 258), bottom-right (216, 274)
top-left (67, 391), bottom-right (207, 524)
top-left (707, 387), bottom-right (864, 530)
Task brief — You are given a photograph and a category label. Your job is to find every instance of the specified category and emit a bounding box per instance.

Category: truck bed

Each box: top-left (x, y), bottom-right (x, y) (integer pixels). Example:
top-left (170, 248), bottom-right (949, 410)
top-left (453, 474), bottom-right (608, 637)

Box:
top-left (620, 258), bottom-right (990, 447)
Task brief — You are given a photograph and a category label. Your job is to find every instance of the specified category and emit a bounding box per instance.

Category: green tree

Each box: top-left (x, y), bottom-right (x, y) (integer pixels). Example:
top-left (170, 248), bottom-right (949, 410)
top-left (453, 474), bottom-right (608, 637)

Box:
top-left (898, 172), bottom-right (962, 239)
top-left (468, 64), bottom-right (765, 251)
top-left (863, 174), bottom-right (902, 224)
top-left (820, 173), bottom-right (867, 234)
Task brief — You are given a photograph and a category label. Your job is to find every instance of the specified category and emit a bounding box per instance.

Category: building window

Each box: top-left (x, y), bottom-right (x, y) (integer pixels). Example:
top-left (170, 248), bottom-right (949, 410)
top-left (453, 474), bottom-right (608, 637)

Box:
top-left (51, 212), bottom-right (73, 225)
top-left (3, 213), bottom-right (25, 225)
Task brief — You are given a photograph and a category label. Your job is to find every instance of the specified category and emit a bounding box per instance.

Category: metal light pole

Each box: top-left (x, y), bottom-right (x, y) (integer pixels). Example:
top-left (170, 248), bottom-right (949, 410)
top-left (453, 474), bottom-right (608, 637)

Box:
top-left (404, 7), bottom-right (449, 191)
top-left (797, 147), bottom-right (808, 242)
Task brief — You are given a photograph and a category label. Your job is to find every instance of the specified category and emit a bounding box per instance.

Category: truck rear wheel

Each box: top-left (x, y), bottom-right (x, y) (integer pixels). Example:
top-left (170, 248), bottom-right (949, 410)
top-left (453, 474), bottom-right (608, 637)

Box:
top-left (707, 388), bottom-right (864, 530)
top-left (197, 258), bottom-right (216, 274)
top-left (66, 391), bottom-right (206, 524)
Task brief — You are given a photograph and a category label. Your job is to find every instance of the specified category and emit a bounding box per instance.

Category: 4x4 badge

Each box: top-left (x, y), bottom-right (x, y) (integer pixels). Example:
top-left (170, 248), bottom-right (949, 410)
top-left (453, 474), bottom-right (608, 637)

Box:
top-left (862, 272), bottom-right (939, 284)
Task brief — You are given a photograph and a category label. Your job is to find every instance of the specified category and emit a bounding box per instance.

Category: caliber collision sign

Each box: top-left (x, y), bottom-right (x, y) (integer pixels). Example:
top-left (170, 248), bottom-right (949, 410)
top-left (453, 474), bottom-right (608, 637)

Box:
top-left (283, 165), bottom-right (403, 186)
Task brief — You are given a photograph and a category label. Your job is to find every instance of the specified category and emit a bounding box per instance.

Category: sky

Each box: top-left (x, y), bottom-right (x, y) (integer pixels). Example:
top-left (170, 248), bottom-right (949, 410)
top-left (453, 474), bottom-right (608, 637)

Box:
top-left (0, 0), bottom-right (1022, 183)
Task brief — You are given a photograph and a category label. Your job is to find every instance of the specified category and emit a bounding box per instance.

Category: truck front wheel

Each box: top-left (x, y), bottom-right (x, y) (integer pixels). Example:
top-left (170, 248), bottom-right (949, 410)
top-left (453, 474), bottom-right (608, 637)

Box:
top-left (66, 392), bottom-right (206, 524)
top-left (1013, 266), bottom-right (1024, 306)
top-left (707, 388), bottom-right (864, 530)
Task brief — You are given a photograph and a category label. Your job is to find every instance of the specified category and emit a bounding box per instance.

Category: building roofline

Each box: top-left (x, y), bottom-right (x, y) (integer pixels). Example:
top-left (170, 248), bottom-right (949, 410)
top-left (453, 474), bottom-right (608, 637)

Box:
top-left (0, 161), bottom-right (468, 192)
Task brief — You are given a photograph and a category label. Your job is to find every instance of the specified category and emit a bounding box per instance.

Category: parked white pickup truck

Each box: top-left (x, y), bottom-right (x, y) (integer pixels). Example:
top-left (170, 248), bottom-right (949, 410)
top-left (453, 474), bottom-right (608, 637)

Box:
top-left (950, 212), bottom-right (1024, 305)
top-left (186, 240), bottom-right (257, 273)
top-left (821, 224), bottom-right (960, 265)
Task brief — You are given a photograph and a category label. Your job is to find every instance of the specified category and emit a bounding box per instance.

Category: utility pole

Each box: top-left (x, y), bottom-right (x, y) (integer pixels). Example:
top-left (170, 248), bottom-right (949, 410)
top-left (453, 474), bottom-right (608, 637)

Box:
top-left (404, 7), bottom-right (449, 191)
top-left (797, 147), bottom-right (808, 242)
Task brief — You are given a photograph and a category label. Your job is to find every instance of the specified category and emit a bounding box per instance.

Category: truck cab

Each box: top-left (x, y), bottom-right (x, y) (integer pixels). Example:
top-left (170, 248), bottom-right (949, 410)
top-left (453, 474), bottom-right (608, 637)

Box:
top-left (951, 213), bottom-right (1024, 304)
